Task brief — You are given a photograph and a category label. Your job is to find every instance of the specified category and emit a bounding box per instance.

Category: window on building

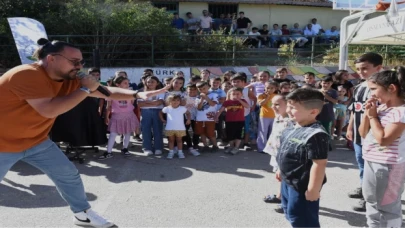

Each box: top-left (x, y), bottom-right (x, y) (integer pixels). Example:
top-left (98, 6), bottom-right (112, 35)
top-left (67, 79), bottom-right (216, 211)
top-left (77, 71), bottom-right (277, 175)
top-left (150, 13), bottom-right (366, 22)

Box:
top-left (153, 2), bottom-right (179, 14)
top-left (208, 4), bottom-right (238, 18)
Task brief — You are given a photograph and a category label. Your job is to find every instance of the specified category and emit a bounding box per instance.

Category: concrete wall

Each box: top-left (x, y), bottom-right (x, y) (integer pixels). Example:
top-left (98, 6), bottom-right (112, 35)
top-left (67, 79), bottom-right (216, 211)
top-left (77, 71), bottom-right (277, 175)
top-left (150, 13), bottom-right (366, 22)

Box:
top-left (178, 2), bottom-right (208, 19)
top-left (178, 2), bottom-right (350, 30)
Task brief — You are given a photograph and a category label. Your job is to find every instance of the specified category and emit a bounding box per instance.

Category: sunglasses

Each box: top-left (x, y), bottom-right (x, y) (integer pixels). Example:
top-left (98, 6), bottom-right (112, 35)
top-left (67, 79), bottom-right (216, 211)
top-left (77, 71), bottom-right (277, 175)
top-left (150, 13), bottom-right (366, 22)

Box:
top-left (52, 54), bottom-right (85, 67)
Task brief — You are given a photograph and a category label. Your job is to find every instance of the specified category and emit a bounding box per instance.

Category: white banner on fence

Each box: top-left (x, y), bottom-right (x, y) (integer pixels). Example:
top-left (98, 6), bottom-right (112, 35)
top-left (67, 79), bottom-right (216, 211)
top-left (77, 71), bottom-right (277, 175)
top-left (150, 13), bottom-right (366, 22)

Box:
top-left (97, 67), bottom-right (191, 83)
top-left (7, 17), bottom-right (48, 65)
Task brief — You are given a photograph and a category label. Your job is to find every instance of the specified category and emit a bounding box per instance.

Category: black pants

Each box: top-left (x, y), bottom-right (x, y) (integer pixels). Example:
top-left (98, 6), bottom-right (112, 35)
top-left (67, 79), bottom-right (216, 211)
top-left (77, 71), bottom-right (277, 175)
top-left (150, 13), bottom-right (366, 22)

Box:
top-left (184, 120), bottom-right (200, 149)
top-left (215, 113), bottom-right (226, 141)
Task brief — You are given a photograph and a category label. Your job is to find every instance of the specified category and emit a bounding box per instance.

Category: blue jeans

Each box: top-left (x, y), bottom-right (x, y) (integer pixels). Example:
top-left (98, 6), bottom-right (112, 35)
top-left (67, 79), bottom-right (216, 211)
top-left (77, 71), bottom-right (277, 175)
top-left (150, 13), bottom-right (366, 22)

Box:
top-left (354, 143), bottom-right (364, 182)
top-left (0, 139), bottom-right (90, 213)
top-left (141, 109), bottom-right (163, 151)
top-left (281, 181), bottom-right (320, 227)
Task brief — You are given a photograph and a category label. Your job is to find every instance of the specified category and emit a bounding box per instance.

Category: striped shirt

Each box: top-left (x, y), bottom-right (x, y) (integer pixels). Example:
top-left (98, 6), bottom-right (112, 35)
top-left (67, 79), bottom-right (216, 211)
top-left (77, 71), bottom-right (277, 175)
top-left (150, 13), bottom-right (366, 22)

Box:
top-left (348, 81), bottom-right (370, 145)
top-left (250, 82), bottom-right (266, 97)
top-left (363, 105), bottom-right (405, 164)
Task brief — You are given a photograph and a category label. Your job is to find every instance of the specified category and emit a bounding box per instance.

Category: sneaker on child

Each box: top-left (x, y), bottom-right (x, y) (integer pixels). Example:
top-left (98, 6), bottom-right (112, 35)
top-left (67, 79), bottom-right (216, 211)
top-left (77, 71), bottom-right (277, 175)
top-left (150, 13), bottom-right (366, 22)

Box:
top-left (98, 152), bottom-right (113, 160)
top-left (73, 209), bottom-right (114, 228)
top-left (121, 148), bottom-right (131, 157)
top-left (155, 150), bottom-right (162, 155)
top-left (167, 150), bottom-right (175, 159)
top-left (189, 148), bottom-right (200, 156)
top-left (143, 150), bottom-right (153, 156)
top-left (177, 151), bottom-right (185, 159)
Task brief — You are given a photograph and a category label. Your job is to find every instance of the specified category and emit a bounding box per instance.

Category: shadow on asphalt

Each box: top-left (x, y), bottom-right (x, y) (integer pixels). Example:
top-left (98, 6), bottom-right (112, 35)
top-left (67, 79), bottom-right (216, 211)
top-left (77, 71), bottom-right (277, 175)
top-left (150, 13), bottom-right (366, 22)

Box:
top-left (319, 207), bottom-right (367, 227)
top-left (0, 178), bottom-right (97, 209)
top-left (8, 141), bottom-right (270, 185)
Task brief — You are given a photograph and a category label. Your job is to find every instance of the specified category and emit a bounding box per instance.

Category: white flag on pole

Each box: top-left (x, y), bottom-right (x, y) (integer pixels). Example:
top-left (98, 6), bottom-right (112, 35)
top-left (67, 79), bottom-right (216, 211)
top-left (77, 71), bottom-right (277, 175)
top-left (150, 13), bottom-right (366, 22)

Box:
top-left (7, 17), bottom-right (48, 64)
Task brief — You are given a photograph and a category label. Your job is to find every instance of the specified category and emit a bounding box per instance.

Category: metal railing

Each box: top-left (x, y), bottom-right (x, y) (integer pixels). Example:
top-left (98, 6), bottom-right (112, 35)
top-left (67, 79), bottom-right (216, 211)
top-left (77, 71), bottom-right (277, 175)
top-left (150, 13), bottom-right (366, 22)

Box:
top-left (0, 34), bottom-right (402, 69)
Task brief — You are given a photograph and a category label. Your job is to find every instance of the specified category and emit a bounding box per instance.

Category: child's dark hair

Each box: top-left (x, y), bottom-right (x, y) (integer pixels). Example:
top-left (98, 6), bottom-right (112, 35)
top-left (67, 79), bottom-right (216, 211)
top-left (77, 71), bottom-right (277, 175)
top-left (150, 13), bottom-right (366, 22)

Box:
top-left (196, 81), bottom-right (209, 88)
top-left (191, 75), bottom-right (201, 82)
top-left (146, 76), bottom-right (162, 90)
top-left (261, 71), bottom-right (271, 78)
top-left (368, 66), bottom-right (405, 98)
top-left (276, 68), bottom-right (288, 73)
top-left (88, 67), bottom-right (100, 74)
top-left (210, 77), bottom-right (222, 83)
top-left (115, 70), bottom-right (127, 77)
top-left (231, 72), bottom-right (247, 83)
top-left (169, 76), bottom-right (186, 92)
top-left (33, 38), bottom-right (79, 60)
top-left (201, 69), bottom-right (210, 74)
top-left (286, 88), bottom-right (325, 111)
top-left (334, 70), bottom-right (348, 81)
top-left (113, 75), bottom-right (129, 85)
top-left (354, 52), bottom-right (383, 66)
top-left (277, 92), bottom-right (290, 100)
top-left (228, 87), bottom-right (244, 94)
top-left (290, 82), bottom-right (299, 90)
top-left (166, 94), bottom-right (182, 104)
top-left (224, 70), bottom-right (236, 75)
top-left (186, 83), bottom-right (197, 89)
top-left (144, 68), bottom-right (153, 74)
top-left (320, 76), bottom-right (334, 82)
top-left (164, 77), bottom-right (173, 82)
top-left (267, 81), bottom-right (279, 88)
top-left (279, 81), bottom-right (290, 88)
top-left (304, 72), bottom-right (315, 77)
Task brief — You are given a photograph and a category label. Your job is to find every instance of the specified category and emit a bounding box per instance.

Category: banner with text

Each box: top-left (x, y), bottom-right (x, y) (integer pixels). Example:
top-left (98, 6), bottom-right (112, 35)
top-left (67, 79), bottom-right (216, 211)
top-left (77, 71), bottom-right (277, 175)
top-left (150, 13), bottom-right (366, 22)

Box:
top-left (96, 67), bottom-right (191, 83)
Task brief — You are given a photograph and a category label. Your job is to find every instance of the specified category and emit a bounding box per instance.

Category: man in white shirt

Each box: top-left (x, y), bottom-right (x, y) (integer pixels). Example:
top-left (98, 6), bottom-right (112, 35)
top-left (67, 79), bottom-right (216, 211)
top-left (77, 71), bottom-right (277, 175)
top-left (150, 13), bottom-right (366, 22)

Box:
top-left (199, 10), bottom-right (212, 34)
top-left (311, 18), bottom-right (325, 35)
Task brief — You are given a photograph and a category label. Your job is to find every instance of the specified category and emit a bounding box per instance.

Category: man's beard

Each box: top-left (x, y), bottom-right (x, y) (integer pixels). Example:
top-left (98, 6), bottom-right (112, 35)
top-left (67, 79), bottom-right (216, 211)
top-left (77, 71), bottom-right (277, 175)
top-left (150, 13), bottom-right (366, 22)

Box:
top-left (59, 69), bottom-right (79, 80)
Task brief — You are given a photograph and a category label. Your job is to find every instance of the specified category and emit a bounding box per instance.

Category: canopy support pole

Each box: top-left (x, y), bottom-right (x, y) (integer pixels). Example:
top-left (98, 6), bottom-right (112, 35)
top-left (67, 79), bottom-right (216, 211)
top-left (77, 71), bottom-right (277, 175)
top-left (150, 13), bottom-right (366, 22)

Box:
top-left (339, 10), bottom-right (376, 69)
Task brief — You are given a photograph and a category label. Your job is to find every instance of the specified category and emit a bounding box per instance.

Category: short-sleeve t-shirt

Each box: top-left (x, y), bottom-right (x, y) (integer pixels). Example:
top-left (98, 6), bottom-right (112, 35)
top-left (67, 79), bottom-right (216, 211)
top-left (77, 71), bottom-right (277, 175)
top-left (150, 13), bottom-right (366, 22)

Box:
top-left (258, 93), bottom-right (276, 118)
top-left (195, 93), bottom-right (218, 121)
top-left (317, 89), bottom-right (338, 122)
top-left (184, 95), bottom-right (198, 120)
top-left (277, 122), bottom-right (329, 193)
top-left (209, 88), bottom-right (226, 110)
top-left (263, 115), bottom-right (294, 156)
top-left (363, 105), bottom-right (405, 164)
top-left (222, 99), bottom-right (246, 122)
top-left (162, 106), bottom-right (187, 131)
top-left (110, 100), bottom-right (134, 114)
top-left (0, 63), bottom-right (80, 152)
top-left (250, 82), bottom-right (266, 97)
top-left (138, 93), bottom-right (165, 109)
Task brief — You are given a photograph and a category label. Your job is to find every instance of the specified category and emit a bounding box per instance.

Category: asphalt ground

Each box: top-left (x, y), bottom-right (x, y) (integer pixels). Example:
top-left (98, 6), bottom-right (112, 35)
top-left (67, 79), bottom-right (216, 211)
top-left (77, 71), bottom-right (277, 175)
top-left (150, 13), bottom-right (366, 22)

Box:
top-left (0, 139), bottom-right (403, 227)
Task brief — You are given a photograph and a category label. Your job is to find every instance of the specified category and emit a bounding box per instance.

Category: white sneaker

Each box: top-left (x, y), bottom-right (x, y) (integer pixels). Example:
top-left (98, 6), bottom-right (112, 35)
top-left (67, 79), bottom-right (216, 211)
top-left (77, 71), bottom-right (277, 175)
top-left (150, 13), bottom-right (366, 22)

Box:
top-left (178, 151), bottom-right (185, 159)
top-left (167, 150), bottom-right (175, 159)
top-left (144, 150), bottom-right (153, 156)
top-left (73, 209), bottom-right (114, 228)
top-left (189, 148), bottom-right (200, 156)
top-left (155, 150), bottom-right (162, 155)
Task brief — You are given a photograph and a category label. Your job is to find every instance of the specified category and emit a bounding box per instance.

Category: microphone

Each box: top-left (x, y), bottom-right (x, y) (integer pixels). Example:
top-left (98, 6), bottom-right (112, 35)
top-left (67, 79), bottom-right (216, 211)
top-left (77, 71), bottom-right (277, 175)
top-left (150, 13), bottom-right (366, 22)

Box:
top-left (77, 71), bottom-right (111, 97)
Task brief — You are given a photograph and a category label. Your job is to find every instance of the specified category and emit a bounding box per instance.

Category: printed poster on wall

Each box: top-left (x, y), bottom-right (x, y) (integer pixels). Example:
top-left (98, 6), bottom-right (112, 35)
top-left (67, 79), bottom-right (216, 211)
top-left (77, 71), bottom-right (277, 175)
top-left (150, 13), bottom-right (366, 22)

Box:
top-left (7, 17), bottom-right (48, 64)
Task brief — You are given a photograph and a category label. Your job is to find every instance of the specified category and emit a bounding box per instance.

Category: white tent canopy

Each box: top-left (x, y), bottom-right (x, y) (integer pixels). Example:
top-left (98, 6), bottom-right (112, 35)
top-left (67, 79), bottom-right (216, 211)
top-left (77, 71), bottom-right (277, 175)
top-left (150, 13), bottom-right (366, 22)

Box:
top-left (339, 3), bottom-right (405, 69)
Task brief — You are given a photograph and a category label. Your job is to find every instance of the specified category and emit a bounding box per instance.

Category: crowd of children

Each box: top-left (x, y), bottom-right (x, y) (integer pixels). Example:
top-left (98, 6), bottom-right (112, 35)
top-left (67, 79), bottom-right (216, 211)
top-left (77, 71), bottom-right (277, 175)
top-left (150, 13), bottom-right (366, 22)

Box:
top-left (93, 52), bottom-right (405, 228)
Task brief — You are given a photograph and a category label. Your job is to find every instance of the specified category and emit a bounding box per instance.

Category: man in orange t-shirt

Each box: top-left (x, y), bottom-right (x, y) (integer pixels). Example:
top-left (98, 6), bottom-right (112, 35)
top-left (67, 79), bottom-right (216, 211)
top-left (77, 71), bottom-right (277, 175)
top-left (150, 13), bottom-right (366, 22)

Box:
top-left (0, 38), bottom-right (168, 227)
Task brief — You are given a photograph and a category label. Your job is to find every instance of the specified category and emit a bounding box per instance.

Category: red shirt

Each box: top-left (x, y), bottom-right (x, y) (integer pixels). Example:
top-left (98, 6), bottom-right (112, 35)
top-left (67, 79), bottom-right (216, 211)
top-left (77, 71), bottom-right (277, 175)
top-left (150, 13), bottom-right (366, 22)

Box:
top-left (222, 99), bottom-right (246, 122)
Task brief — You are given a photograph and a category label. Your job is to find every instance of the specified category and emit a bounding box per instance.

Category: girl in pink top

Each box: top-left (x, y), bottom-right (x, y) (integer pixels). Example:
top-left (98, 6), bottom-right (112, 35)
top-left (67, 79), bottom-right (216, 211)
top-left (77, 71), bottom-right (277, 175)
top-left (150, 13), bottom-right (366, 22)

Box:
top-left (99, 76), bottom-right (139, 160)
top-left (359, 67), bottom-right (405, 228)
